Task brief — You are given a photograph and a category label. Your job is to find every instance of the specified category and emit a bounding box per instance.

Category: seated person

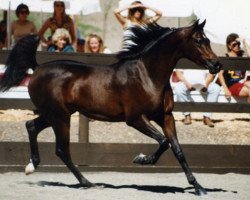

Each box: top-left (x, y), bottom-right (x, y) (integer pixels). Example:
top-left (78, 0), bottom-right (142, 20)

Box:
top-left (77, 38), bottom-right (85, 52)
top-left (84, 33), bottom-right (111, 54)
top-left (38, 1), bottom-right (75, 48)
top-left (174, 69), bottom-right (220, 127)
top-left (48, 28), bottom-right (74, 52)
top-left (10, 3), bottom-right (37, 45)
top-left (218, 33), bottom-right (250, 103)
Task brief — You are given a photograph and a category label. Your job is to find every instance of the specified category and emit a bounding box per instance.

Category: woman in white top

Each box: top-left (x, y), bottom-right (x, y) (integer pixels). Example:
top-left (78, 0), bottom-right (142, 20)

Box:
top-left (114, 1), bottom-right (162, 29)
top-left (84, 33), bottom-right (111, 54)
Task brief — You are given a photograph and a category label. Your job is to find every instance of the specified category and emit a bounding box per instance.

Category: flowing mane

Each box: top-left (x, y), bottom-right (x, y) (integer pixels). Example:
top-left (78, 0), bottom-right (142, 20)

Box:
top-left (117, 23), bottom-right (176, 59)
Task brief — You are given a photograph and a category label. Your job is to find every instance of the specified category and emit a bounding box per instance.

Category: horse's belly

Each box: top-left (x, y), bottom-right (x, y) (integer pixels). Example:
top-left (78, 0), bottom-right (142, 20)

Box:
top-left (79, 107), bottom-right (125, 122)
top-left (76, 97), bottom-right (125, 122)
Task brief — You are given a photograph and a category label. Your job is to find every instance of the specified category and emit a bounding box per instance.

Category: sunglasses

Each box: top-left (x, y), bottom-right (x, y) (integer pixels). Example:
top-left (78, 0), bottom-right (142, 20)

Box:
top-left (130, 8), bottom-right (144, 13)
top-left (231, 41), bottom-right (241, 48)
top-left (55, 4), bottom-right (64, 7)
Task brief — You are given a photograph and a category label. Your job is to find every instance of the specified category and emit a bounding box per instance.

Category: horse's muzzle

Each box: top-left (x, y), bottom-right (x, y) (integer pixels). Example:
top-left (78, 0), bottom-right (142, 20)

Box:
top-left (206, 60), bottom-right (222, 74)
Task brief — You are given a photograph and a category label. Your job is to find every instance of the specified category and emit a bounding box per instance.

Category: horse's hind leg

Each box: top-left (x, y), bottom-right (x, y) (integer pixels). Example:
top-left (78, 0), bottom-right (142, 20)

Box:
top-left (128, 115), bottom-right (170, 165)
top-left (163, 112), bottom-right (207, 195)
top-left (25, 116), bottom-right (50, 175)
top-left (52, 117), bottom-right (94, 187)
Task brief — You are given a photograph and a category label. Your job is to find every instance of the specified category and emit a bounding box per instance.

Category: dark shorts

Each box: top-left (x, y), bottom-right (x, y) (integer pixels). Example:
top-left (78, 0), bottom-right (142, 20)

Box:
top-left (228, 82), bottom-right (245, 96)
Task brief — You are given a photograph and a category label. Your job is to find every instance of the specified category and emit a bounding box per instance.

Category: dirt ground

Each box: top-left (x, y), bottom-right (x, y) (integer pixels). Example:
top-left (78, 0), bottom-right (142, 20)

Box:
top-left (0, 109), bottom-right (249, 144)
top-left (0, 172), bottom-right (249, 200)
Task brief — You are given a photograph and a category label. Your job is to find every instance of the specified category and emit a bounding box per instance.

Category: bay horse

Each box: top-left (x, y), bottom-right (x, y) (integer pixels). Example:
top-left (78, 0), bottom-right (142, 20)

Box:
top-left (0, 20), bottom-right (221, 195)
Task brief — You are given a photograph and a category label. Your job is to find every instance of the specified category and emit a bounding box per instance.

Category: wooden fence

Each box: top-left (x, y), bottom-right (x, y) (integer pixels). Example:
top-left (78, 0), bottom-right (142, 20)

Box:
top-left (0, 50), bottom-right (249, 173)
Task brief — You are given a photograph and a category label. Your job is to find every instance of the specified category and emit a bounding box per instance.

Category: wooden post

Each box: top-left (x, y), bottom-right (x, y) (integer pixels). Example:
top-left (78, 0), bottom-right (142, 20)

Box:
top-left (78, 114), bottom-right (89, 143)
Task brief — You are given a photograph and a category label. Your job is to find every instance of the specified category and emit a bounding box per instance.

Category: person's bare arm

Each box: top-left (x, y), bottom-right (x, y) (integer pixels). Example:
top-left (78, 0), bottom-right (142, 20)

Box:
top-left (175, 70), bottom-right (193, 90)
top-left (68, 18), bottom-right (76, 45)
top-left (243, 39), bottom-right (250, 57)
top-left (143, 5), bottom-right (162, 23)
top-left (205, 73), bottom-right (215, 87)
top-left (114, 7), bottom-right (129, 27)
top-left (38, 19), bottom-right (50, 43)
top-left (218, 70), bottom-right (232, 97)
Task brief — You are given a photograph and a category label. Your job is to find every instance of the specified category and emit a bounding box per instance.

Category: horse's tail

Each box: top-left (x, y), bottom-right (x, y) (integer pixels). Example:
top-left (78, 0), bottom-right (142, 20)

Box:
top-left (0, 34), bottom-right (40, 91)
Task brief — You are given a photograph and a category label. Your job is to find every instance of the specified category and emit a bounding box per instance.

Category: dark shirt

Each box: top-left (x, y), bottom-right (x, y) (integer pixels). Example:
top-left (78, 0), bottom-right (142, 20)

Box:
top-left (0, 31), bottom-right (6, 44)
top-left (223, 53), bottom-right (246, 87)
top-left (223, 70), bottom-right (245, 87)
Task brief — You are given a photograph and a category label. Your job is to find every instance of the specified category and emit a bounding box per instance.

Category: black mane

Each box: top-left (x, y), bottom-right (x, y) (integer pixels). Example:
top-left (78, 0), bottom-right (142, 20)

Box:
top-left (117, 23), bottom-right (175, 60)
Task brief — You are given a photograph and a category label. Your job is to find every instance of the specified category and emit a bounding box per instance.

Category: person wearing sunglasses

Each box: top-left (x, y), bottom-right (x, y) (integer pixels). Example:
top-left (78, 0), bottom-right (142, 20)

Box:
top-left (114, 1), bottom-right (162, 29)
top-left (38, 1), bottom-right (76, 49)
top-left (218, 33), bottom-right (250, 103)
top-left (9, 3), bottom-right (37, 45)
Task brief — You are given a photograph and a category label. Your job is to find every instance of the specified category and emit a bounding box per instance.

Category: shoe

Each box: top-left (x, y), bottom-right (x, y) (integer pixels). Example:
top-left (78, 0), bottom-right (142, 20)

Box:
top-left (183, 115), bottom-right (192, 125)
top-left (203, 117), bottom-right (214, 127)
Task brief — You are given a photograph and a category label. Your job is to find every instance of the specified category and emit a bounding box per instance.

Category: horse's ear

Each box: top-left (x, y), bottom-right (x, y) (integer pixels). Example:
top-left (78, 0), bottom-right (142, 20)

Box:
top-left (186, 19), bottom-right (200, 37)
top-left (192, 19), bottom-right (200, 29)
top-left (198, 19), bottom-right (206, 30)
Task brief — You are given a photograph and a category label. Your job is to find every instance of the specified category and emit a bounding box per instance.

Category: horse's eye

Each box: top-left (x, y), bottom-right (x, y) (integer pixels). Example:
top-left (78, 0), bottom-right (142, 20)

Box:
top-left (195, 38), bottom-right (203, 47)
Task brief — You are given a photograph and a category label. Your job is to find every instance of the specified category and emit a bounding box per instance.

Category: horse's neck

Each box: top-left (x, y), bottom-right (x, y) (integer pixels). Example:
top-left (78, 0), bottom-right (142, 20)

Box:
top-left (143, 42), bottom-right (182, 88)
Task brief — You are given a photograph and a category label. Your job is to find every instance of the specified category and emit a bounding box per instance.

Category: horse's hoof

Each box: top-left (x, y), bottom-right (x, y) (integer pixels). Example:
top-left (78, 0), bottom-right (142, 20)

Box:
top-left (195, 188), bottom-right (207, 196)
top-left (133, 153), bottom-right (146, 165)
top-left (91, 184), bottom-right (105, 189)
top-left (25, 161), bottom-right (35, 175)
top-left (133, 153), bottom-right (155, 165)
top-left (81, 181), bottom-right (96, 188)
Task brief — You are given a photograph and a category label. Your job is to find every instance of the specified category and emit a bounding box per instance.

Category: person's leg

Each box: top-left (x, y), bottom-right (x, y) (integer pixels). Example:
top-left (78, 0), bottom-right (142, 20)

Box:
top-left (239, 85), bottom-right (250, 103)
top-left (175, 82), bottom-right (191, 124)
top-left (203, 83), bottom-right (221, 127)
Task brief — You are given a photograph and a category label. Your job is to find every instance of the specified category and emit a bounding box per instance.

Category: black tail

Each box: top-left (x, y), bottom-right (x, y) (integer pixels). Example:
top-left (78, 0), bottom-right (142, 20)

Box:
top-left (0, 35), bottom-right (40, 91)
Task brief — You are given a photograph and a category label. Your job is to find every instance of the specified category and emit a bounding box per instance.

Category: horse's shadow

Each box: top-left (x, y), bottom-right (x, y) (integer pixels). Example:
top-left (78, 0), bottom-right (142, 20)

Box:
top-left (27, 181), bottom-right (233, 195)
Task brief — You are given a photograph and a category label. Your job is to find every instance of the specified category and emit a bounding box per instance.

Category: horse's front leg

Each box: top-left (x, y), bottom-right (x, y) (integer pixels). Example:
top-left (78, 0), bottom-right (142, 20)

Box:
top-left (127, 115), bottom-right (169, 165)
top-left (162, 87), bottom-right (206, 195)
top-left (163, 112), bottom-right (207, 195)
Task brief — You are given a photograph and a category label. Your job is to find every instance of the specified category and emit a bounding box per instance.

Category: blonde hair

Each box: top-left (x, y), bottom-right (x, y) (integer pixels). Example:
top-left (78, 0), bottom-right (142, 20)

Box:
top-left (85, 33), bottom-right (105, 53)
top-left (52, 28), bottom-right (71, 44)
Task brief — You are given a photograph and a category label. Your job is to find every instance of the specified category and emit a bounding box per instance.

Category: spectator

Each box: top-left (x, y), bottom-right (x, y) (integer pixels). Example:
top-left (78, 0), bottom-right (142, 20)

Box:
top-left (0, 20), bottom-right (6, 49)
top-left (174, 70), bottom-right (221, 127)
top-left (114, 1), bottom-right (162, 29)
top-left (38, 1), bottom-right (76, 49)
top-left (84, 34), bottom-right (111, 54)
top-left (77, 38), bottom-right (85, 52)
top-left (48, 28), bottom-right (74, 52)
top-left (218, 33), bottom-right (250, 103)
top-left (9, 3), bottom-right (37, 45)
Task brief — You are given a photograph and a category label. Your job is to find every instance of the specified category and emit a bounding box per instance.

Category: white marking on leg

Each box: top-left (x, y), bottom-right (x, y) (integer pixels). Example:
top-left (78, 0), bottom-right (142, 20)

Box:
top-left (25, 159), bottom-right (35, 175)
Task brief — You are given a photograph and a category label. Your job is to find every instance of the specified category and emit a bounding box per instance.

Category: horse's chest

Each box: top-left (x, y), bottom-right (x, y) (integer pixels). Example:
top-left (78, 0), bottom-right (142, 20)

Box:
top-left (132, 89), bottom-right (162, 109)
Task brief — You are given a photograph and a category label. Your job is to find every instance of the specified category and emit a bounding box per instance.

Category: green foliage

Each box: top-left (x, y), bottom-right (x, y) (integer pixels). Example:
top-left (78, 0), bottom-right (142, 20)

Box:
top-left (189, 12), bottom-right (198, 23)
top-left (77, 23), bottom-right (102, 38)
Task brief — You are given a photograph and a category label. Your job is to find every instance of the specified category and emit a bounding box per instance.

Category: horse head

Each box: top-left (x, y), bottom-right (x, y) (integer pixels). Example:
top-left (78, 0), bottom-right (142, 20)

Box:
top-left (179, 20), bottom-right (222, 74)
